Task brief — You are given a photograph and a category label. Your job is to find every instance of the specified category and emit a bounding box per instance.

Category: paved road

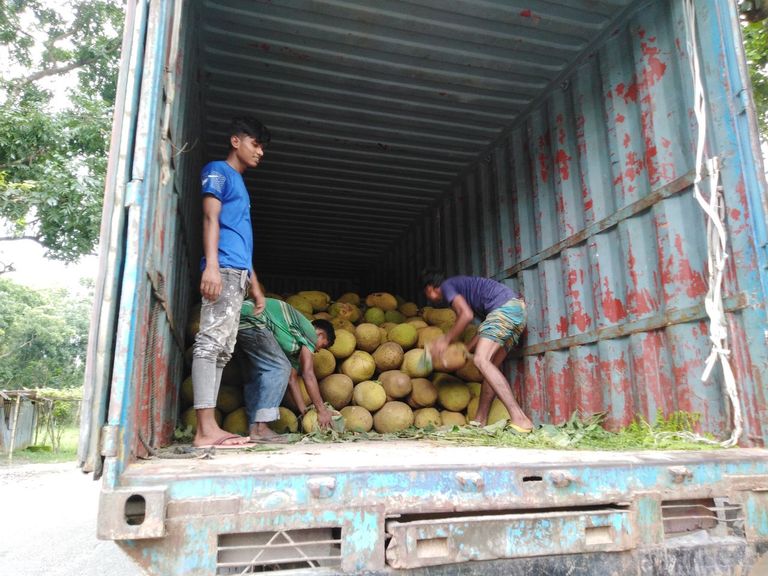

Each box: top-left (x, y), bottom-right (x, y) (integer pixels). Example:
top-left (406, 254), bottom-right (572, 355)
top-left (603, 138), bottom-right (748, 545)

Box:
top-left (0, 461), bottom-right (147, 576)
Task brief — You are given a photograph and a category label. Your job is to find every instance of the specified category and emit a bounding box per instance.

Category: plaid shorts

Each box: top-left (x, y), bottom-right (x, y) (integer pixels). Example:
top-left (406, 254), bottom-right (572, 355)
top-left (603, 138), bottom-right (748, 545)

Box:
top-left (477, 299), bottom-right (527, 352)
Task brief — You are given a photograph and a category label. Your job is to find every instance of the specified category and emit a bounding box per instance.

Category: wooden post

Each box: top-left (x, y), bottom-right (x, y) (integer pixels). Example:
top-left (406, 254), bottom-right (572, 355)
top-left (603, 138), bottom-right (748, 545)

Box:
top-left (8, 394), bottom-right (21, 463)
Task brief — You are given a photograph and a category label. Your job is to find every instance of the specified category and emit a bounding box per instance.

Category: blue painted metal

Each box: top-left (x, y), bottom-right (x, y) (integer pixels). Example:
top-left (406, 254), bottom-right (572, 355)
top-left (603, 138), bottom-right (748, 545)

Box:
top-left (85, 0), bottom-right (768, 573)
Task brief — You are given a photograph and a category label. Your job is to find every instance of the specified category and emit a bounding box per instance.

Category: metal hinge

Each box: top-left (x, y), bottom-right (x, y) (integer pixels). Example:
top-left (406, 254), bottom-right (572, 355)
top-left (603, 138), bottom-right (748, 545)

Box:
top-left (100, 425), bottom-right (119, 457)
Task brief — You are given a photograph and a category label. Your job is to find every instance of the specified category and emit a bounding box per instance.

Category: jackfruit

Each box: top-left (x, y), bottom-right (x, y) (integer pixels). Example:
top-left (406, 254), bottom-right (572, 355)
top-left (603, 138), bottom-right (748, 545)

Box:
top-left (365, 292), bottom-right (398, 311)
top-left (408, 378), bottom-right (438, 408)
top-left (222, 407), bottom-right (248, 435)
top-left (180, 375), bottom-right (194, 408)
top-left (340, 406), bottom-right (373, 432)
top-left (384, 310), bottom-right (406, 324)
top-left (364, 306), bottom-right (385, 325)
top-left (268, 407), bottom-right (299, 433)
top-left (401, 348), bottom-right (432, 378)
top-left (180, 407), bottom-right (223, 432)
top-left (286, 294), bottom-right (313, 316)
top-left (298, 290), bottom-right (331, 312)
top-left (437, 381), bottom-right (471, 411)
top-left (328, 329), bottom-right (356, 359)
top-left (301, 407), bottom-right (344, 433)
top-left (331, 317), bottom-right (355, 333)
top-left (414, 407), bottom-right (441, 429)
top-left (373, 401), bottom-right (414, 433)
top-left (488, 399), bottom-right (511, 425)
top-left (352, 380), bottom-right (387, 412)
top-left (354, 323), bottom-right (381, 352)
top-left (372, 342), bottom-right (404, 372)
top-left (417, 326), bottom-right (444, 348)
top-left (440, 410), bottom-right (467, 428)
top-left (186, 303), bottom-right (201, 344)
top-left (329, 301), bottom-right (360, 323)
top-left (379, 370), bottom-right (412, 399)
top-left (313, 348), bottom-right (337, 379)
top-left (430, 342), bottom-right (468, 372)
top-left (337, 292), bottom-right (360, 305)
top-left (398, 302), bottom-right (419, 317)
top-left (341, 350), bottom-right (376, 383)
top-left (424, 307), bottom-right (456, 327)
top-left (319, 373), bottom-right (354, 409)
top-left (388, 323), bottom-right (418, 350)
top-left (216, 385), bottom-right (244, 414)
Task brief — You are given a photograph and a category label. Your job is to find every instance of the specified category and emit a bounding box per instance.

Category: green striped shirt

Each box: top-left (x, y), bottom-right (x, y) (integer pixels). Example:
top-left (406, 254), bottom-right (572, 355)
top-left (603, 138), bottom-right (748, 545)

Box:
top-left (240, 298), bottom-right (317, 368)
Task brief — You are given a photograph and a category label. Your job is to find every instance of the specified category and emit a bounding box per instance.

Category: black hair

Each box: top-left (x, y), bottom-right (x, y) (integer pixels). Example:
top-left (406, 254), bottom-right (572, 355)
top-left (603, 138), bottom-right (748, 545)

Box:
top-left (420, 267), bottom-right (446, 289)
top-left (227, 116), bottom-right (271, 146)
top-left (312, 319), bottom-right (336, 347)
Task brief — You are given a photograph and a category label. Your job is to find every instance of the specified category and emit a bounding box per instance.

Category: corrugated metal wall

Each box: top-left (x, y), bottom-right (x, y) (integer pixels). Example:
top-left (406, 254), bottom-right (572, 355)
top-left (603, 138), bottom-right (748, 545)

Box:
top-left (92, 0), bottom-right (768, 480)
top-left (197, 0), bottom-right (638, 291)
top-left (389, 0), bottom-right (768, 441)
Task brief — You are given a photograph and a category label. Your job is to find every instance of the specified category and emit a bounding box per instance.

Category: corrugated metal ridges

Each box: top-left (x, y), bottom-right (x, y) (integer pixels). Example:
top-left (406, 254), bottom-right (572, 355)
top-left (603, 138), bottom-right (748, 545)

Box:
top-left (199, 0), bottom-right (634, 279)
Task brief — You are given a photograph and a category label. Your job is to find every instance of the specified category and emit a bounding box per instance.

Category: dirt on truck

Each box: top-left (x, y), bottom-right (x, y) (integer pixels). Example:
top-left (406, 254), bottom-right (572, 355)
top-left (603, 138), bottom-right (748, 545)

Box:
top-left (79, 0), bottom-right (768, 574)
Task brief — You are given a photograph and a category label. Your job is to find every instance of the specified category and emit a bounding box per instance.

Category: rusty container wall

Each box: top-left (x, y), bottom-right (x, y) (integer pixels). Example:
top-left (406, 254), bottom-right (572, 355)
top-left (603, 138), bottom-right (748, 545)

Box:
top-left (395, 0), bottom-right (768, 444)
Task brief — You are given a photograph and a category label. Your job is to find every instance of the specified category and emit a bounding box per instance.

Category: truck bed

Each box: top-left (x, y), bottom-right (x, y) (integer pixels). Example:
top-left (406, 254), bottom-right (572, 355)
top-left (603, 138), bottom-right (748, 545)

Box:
top-left (119, 440), bottom-right (768, 481)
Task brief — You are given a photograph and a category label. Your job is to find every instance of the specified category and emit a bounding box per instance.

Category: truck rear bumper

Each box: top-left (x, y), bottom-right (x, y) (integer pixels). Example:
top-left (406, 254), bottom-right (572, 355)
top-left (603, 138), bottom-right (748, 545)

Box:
top-left (97, 443), bottom-right (768, 574)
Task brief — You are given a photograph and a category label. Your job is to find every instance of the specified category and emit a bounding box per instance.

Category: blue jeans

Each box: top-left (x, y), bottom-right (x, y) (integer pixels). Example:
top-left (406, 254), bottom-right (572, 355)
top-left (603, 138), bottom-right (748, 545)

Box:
top-left (238, 326), bottom-right (292, 423)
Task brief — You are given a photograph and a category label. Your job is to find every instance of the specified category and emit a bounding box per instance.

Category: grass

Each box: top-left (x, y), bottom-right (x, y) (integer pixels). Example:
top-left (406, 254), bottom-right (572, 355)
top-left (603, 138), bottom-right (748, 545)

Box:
top-left (2, 426), bottom-right (80, 465)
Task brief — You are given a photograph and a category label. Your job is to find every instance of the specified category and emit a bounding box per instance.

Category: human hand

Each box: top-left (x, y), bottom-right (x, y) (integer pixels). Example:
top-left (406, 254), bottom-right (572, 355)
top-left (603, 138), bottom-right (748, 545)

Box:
top-left (316, 408), bottom-right (333, 429)
top-left (200, 266), bottom-right (222, 301)
top-left (429, 336), bottom-right (450, 360)
top-left (249, 282), bottom-right (265, 314)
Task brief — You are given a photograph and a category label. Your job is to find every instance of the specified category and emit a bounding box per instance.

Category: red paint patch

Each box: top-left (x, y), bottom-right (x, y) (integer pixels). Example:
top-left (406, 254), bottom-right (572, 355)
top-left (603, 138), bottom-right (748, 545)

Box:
top-left (555, 149), bottom-right (572, 181)
top-left (624, 151), bottom-right (644, 182)
top-left (571, 304), bottom-right (592, 332)
top-left (616, 113), bottom-right (625, 123)
top-left (520, 8), bottom-right (541, 23)
top-left (623, 133), bottom-right (631, 148)
top-left (602, 280), bottom-right (627, 322)
top-left (730, 208), bottom-right (741, 221)
top-left (556, 315), bottom-right (569, 337)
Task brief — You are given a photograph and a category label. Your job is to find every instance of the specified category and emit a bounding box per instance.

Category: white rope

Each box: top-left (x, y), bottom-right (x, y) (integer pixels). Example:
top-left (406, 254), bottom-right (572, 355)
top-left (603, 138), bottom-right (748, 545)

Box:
top-left (681, 0), bottom-right (742, 448)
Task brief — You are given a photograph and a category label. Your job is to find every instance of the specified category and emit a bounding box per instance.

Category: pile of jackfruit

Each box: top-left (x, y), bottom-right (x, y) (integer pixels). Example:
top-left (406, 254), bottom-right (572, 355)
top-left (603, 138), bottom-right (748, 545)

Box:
top-left (179, 290), bottom-right (512, 437)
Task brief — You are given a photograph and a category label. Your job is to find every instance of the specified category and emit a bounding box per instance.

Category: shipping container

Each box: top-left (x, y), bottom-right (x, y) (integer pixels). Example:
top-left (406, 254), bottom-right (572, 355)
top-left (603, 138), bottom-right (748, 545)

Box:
top-left (79, 0), bottom-right (768, 574)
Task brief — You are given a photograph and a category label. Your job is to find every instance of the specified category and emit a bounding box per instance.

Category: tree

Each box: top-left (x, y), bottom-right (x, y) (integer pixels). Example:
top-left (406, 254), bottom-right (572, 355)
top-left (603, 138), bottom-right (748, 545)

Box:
top-left (0, 277), bottom-right (92, 389)
top-left (0, 0), bottom-right (123, 266)
top-left (742, 18), bottom-right (768, 138)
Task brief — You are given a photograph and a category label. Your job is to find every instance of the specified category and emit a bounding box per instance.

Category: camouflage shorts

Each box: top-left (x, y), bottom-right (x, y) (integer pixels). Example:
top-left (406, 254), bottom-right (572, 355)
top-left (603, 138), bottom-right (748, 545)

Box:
top-left (477, 299), bottom-right (527, 352)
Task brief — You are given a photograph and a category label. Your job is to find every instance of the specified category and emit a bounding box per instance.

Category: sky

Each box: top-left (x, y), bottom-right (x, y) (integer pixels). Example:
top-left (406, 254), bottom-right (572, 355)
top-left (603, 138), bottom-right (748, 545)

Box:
top-left (1, 239), bottom-right (99, 294)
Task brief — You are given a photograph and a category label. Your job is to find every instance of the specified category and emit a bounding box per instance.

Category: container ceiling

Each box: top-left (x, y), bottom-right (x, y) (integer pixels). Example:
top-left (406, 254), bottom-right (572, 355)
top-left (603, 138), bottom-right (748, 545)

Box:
top-left (198, 0), bottom-right (636, 281)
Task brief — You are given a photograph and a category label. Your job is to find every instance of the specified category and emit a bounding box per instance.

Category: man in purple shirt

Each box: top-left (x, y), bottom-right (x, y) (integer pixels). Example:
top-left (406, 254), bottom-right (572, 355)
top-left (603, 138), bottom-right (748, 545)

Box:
top-left (421, 269), bottom-right (533, 432)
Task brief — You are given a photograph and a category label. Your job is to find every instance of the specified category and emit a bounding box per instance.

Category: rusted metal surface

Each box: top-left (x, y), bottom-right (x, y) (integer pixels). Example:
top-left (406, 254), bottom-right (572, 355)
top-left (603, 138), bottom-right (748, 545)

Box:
top-left (382, 0), bottom-right (768, 441)
top-left (86, 0), bottom-right (768, 572)
top-left (103, 443), bottom-right (768, 575)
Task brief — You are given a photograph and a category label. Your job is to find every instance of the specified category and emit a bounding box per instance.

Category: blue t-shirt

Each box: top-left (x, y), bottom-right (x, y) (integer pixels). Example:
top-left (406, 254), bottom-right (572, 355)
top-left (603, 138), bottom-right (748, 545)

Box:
top-left (440, 276), bottom-right (521, 317)
top-left (199, 160), bottom-right (253, 271)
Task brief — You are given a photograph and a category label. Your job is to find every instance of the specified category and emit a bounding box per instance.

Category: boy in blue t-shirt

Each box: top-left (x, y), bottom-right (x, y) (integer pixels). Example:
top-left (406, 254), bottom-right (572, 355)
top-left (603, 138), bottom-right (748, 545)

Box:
top-left (421, 269), bottom-right (533, 433)
top-left (191, 116), bottom-right (270, 449)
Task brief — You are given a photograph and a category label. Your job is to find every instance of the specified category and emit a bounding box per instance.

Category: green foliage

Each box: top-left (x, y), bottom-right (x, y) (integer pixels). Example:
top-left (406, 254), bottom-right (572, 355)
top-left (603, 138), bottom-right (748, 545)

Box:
top-left (0, 0), bottom-right (123, 262)
top-left (14, 425), bottom-right (80, 464)
top-left (743, 18), bottom-right (768, 137)
top-left (0, 277), bottom-right (92, 389)
top-left (289, 411), bottom-right (720, 451)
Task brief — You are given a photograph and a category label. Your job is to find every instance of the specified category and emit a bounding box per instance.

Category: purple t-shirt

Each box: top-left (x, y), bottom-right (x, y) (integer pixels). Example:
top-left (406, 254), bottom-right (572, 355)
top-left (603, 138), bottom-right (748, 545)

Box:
top-left (440, 276), bottom-right (521, 317)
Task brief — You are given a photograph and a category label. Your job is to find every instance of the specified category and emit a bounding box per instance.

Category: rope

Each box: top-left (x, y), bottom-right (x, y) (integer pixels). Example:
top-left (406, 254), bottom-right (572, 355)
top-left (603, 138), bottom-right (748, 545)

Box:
top-left (683, 0), bottom-right (742, 448)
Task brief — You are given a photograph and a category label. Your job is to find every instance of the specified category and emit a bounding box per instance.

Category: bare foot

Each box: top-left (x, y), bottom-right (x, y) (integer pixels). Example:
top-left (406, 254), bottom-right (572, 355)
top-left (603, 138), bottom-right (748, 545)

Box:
top-left (193, 432), bottom-right (251, 448)
top-left (249, 423), bottom-right (281, 442)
